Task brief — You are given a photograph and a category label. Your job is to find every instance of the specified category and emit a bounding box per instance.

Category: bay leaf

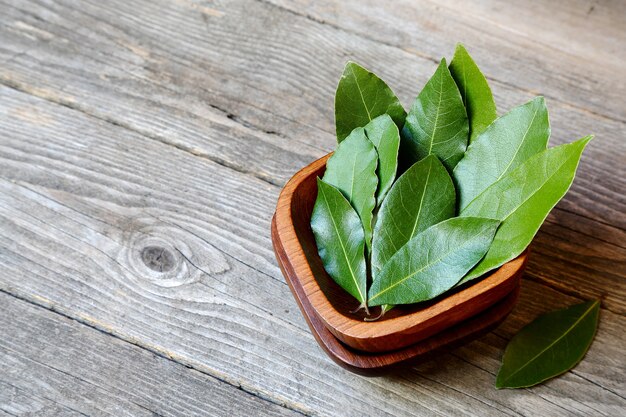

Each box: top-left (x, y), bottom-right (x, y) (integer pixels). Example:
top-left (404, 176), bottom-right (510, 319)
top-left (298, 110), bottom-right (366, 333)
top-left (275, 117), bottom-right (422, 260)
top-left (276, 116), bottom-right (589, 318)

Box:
top-left (371, 155), bottom-right (455, 278)
top-left (454, 97), bottom-right (550, 210)
top-left (335, 61), bottom-right (406, 142)
top-left (402, 58), bottom-right (469, 171)
top-left (364, 114), bottom-right (400, 205)
top-left (459, 136), bottom-right (593, 284)
top-left (368, 217), bottom-right (499, 306)
top-left (323, 127), bottom-right (378, 251)
top-left (496, 300), bottom-right (600, 389)
top-left (311, 178), bottom-right (368, 307)
top-left (449, 44), bottom-right (497, 143)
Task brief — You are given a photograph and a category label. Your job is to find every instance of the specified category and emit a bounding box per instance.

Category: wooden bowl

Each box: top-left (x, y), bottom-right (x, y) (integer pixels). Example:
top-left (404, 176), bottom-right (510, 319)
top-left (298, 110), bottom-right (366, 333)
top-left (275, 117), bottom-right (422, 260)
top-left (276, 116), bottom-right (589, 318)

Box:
top-left (272, 216), bottom-right (519, 374)
top-left (272, 154), bottom-right (526, 354)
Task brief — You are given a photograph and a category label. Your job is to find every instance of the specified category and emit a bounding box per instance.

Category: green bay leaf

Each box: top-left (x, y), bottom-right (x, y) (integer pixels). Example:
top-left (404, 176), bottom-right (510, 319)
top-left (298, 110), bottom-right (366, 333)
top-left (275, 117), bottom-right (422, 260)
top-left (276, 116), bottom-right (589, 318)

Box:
top-left (402, 58), bottom-right (469, 171)
top-left (323, 127), bottom-right (378, 251)
top-left (496, 300), bottom-right (600, 389)
top-left (364, 114), bottom-right (400, 205)
top-left (459, 136), bottom-right (593, 284)
top-left (368, 217), bottom-right (499, 306)
top-left (335, 61), bottom-right (406, 142)
top-left (371, 155), bottom-right (455, 278)
top-left (311, 178), bottom-right (368, 306)
top-left (454, 97), bottom-right (550, 210)
top-left (449, 44), bottom-right (497, 143)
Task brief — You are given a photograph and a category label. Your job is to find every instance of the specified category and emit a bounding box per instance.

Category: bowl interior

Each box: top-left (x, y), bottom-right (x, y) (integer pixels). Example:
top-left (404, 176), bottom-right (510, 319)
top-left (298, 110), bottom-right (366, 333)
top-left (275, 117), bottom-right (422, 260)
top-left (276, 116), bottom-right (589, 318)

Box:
top-left (289, 156), bottom-right (386, 320)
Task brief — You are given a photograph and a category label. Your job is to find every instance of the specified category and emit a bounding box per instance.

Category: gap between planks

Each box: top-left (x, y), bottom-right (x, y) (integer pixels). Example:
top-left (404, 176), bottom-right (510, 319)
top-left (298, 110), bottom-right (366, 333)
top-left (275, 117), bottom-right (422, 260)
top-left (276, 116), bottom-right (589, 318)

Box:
top-left (0, 288), bottom-right (312, 417)
top-left (0, 72), bottom-right (620, 316)
top-left (1, 82), bottom-right (620, 416)
top-left (0, 78), bottom-right (283, 188)
top-left (256, 0), bottom-right (626, 126)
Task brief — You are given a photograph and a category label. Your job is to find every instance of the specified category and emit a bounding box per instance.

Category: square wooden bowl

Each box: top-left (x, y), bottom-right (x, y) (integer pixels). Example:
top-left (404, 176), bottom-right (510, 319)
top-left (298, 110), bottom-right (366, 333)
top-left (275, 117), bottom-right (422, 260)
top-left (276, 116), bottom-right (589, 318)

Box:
top-left (272, 154), bottom-right (526, 363)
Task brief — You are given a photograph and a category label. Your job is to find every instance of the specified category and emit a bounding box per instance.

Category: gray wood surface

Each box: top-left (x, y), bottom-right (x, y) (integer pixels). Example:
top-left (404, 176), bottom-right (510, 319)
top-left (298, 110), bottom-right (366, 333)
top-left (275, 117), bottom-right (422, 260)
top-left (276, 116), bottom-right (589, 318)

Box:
top-left (0, 0), bottom-right (624, 416)
top-left (0, 292), bottom-right (300, 417)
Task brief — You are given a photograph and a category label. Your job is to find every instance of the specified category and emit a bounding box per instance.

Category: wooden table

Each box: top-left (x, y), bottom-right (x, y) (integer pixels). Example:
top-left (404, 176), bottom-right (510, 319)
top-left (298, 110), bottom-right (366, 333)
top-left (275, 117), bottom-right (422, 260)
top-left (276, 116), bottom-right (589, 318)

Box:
top-left (1, 1), bottom-right (624, 415)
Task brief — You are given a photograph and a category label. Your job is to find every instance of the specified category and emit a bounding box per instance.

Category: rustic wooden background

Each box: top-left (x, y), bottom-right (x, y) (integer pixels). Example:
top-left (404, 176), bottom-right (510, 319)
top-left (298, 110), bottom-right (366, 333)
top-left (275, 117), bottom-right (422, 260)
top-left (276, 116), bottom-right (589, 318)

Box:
top-left (1, 0), bottom-right (624, 415)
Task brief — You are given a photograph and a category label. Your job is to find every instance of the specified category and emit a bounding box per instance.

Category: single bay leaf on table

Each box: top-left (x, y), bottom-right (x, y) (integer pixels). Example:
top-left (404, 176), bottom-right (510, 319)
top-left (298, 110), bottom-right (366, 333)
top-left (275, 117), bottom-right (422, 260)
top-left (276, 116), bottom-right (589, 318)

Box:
top-left (364, 114), bottom-right (400, 205)
top-left (311, 178), bottom-right (368, 309)
top-left (454, 97), bottom-right (550, 210)
top-left (335, 61), bottom-right (406, 142)
top-left (368, 217), bottom-right (500, 307)
top-left (402, 58), bottom-right (469, 171)
top-left (371, 155), bottom-right (455, 278)
top-left (322, 127), bottom-right (378, 251)
top-left (459, 136), bottom-right (593, 285)
top-left (497, 300), bottom-right (600, 389)
top-left (449, 44), bottom-right (497, 143)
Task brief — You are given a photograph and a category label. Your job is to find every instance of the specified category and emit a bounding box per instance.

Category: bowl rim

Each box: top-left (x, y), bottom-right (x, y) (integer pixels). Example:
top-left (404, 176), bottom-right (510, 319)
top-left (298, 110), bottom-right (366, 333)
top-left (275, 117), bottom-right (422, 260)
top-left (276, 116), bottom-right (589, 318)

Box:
top-left (274, 153), bottom-right (526, 350)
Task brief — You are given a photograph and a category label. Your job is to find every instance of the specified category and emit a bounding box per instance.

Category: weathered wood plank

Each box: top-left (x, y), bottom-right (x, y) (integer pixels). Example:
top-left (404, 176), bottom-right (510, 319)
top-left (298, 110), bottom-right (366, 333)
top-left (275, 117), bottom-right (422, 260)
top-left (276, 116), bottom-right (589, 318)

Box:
top-left (1, 0), bottom-right (624, 313)
top-left (1, 0), bottom-right (624, 183)
top-left (1, 0), bottom-right (623, 238)
top-left (429, 0), bottom-right (625, 69)
top-left (493, 281), bottom-right (625, 399)
top-left (0, 86), bottom-right (504, 417)
top-left (408, 281), bottom-right (626, 416)
top-left (1, 85), bottom-right (623, 416)
top-left (0, 292), bottom-right (301, 417)
top-left (0, 0), bottom-right (326, 186)
top-left (266, 0), bottom-right (626, 121)
top-left (0, 381), bottom-right (85, 417)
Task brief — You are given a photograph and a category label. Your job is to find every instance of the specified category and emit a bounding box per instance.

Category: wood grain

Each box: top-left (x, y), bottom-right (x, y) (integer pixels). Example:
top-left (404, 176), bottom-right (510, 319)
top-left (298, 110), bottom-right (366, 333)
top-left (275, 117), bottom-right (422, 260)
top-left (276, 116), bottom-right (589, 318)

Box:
top-left (272, 153), bottom-right (525, 353)
top-left (0, 0), bottom-right (624, 415)
top-left (1, 0), bottom-right (623, 314)
top-left (0, 82), bottom-right (623, 416)
top-left (0, 292), bottom-right (300, 417)
top-left (267, 0), bottom-right (626, 121)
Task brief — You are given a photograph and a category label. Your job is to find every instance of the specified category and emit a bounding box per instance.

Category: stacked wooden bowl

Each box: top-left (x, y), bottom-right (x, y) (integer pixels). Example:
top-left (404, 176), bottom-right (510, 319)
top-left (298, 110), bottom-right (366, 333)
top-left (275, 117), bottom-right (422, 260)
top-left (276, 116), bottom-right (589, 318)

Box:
top-left (271, 155), bottom-right (526, 375)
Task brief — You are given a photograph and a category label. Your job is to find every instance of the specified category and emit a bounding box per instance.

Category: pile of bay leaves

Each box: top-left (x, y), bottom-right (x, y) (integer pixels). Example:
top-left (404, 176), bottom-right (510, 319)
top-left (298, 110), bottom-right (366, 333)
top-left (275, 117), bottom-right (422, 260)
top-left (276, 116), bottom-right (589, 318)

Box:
top-left (310, 44), bottom-right (599, 388)
top-left (312, 44), bottom-right (592, 315)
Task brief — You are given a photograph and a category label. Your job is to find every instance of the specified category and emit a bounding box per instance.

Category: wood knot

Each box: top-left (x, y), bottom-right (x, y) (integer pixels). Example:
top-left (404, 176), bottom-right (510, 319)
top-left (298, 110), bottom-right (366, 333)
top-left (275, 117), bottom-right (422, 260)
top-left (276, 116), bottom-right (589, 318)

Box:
top-left (140, 246), bottom-right (176, 272)
top-left (120, 215), bottom-right (230, 288)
